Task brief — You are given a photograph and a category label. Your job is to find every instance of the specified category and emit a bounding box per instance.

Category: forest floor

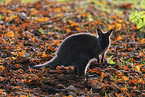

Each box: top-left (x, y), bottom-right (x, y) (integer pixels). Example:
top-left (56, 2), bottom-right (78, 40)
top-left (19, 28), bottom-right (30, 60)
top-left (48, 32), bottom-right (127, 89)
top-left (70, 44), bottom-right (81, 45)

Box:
top-left (0, 0), bottom-right (145, 96)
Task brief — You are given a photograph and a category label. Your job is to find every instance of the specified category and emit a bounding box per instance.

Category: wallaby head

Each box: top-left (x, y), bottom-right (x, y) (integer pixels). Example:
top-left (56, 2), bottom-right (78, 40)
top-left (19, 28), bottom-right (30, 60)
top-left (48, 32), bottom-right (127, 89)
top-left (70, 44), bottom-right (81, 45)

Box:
top-left (97, 28), bottom-right (113, 50)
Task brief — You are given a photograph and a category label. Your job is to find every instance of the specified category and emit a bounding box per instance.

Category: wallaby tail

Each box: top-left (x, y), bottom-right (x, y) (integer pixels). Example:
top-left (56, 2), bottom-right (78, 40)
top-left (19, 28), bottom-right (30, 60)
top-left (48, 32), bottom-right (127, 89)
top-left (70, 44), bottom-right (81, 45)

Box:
top-left (30, 57), bottom-right (59, 69)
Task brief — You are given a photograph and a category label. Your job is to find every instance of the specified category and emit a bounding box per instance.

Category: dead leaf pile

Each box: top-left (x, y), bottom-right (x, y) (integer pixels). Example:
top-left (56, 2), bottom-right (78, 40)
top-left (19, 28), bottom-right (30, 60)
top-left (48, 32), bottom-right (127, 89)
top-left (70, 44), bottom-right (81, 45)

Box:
top-left (0, 0), bottom-right (144, 96)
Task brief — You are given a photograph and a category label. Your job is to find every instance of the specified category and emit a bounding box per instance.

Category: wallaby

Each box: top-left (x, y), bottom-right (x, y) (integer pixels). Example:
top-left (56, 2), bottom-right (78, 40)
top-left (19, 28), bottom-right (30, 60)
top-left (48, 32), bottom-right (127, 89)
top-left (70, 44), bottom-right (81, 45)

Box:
top-left (31, 28), bottom-right (113, 76)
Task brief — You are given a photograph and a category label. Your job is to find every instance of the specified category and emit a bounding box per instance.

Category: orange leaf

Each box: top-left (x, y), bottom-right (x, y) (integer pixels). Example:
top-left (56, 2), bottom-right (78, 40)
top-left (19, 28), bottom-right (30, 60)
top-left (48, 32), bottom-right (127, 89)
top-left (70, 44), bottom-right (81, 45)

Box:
top-left (55, 7), bottom-right (61, 13)
top-left (6, 15), bottom-right (17, 21)
top-left (68, 20), bottom-right (73, 24)
top-left (117, 79), bottom-right (123, 82)
top-left (62, 6), bottom-right (67, 11)
top-left (64, 66), bottom-right (74, 70)
top-left (18, 50), bottom-right (26, 57)
top-left (76, 27), bottom-right (81, 31)
top-left (49, 7), bottom-right (53, 12)
top-left (20, 95), bottom-right (27, 97)
top-left (0, 59), bottom-right (2, 63)
top-left (117, 36), bottom-right (123, 41)
top-left (141, 68), bottom-right (145, 72)
top-left (128, 48), bottom-right (135, 52)
top-left (20, 23), bottom-right (28, 30)
top-left (122, 76), bottom-right (129, 81)
top-left (123, 65), bottom-right (129, 70)
top-left (116, 23), bottom-right (122, 30)
top-left (37, 53), bottom-right (41, 56)
top-left (5, 0), bottom-right (12, 4)
top-left (140, 38), bottom-right (145, 44)
top-left (42, 52), bottom-right (47, 57)
top-left (26, 46), bottom-right (30, 49)
top-left (6, 31), bottom-right (14, 38)
top-left (67, 95), bottom-right (73, 97)
top-left (31, 8), bottom-right (37, 15)
top-left (66, 29), bottom-right (70, 34)
top-left (70, 66), bottom-right (74, 70)
top-left (121, 87), bottom-right (128, 91)
top-left (15, 64), bottom-right (20, 68)
top-left (17, 45), bottom-right (22, 50)
top-left (0, 65), bottom-right (4, 71)
top-left (37, 17), bottom-right (49, 22)
top-left (132, 24), bottom-right (138, 30)
top-left (112, 15), bottom-right (118, 20)
top-left (64, 67), bottom-right (70, 70)
top-left (13, 86), bottom-right (21, 89)
top-left (56, 66), bottom-right (63, 70)
top-left (14, 7), bottom-right (22, 12)
top-left (100, 1), bottom-right (106, 5)
top-left (129, 58), bottom-right (136, 62)
top-left (107, 25), bottom-right (115, 30)
top-left (35, 60), bottom-right (40, 63)
top-left (118, 19), bottom-right (123, 23)
top-left (40, 67), bottom-right (46, 74)
top-left (119, 3), bottom-right (132, 9)
top-left (9, 25), bottom-right (16, 30)
top-left (134, 66), bottom-right (140, 72)
top-left (82, 12), bottom-right (87, 17)
top-left (56, 66), bottom-right (60, 70)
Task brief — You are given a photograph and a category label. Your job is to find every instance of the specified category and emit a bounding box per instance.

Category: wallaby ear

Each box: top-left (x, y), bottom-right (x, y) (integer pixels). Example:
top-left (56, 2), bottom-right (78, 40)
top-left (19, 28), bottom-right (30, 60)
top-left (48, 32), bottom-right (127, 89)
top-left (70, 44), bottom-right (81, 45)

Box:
top-left (106, 29), bottom-right (113, 36)
top-left (97, 28), bottom-right (103, 36)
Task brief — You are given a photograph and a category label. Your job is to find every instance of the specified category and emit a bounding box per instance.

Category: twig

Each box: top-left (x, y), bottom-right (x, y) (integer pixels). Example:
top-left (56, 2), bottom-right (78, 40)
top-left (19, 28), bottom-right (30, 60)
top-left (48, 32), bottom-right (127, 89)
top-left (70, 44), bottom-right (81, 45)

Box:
top-left (40, 13), bottom-right (73, 26)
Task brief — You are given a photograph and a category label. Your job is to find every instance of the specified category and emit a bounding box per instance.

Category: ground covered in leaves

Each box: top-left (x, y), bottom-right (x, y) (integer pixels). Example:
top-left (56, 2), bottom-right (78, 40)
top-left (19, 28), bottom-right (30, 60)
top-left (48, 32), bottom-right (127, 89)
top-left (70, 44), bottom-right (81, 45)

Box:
top-left (0, 0), bottom-right (145, 96)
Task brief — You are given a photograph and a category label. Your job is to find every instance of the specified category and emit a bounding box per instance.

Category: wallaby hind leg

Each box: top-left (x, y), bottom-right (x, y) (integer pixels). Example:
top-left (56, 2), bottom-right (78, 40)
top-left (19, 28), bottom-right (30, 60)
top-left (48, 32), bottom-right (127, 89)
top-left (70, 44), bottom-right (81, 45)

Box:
top-left (76, 58), bottom-right (89, 76)
top-left (97, 56), bottom-right (100, 63)
top-left (101, 53), bottom-right (104, 62)
top-left (77, 65), bottom-right (86, 76)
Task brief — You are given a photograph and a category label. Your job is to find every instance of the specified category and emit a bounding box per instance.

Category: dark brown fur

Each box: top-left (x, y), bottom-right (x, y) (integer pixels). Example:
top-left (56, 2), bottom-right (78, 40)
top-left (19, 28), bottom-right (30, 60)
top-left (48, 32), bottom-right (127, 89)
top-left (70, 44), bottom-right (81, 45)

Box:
top-left (31, 28), bottom-right (113, 76)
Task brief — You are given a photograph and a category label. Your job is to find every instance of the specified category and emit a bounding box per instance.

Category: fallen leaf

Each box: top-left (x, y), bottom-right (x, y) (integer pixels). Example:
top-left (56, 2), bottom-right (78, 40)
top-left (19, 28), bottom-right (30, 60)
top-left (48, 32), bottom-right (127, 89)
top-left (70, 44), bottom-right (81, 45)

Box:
top-left (122, 76), bottom-right (129, 81)
top-left (6, 15), bottom-right (17, 21)
top-left (117, 36), bottom-right (123, 41)
top-left (0, 65), bottom-right (4, 71)
top-left (140, 38), bottom-right (145, 44)
top-left (119, 3), bottom-right (132, 9)
top-left (5, 0), bottom-right (12, 4)
top-left (37, 17), bottom-right (49, 22)
top-left (66, 29), bottom-right (70, 34)
top-left (134, 66), bottom-right (140, 72)
top-left (5, 31), bottom-right (14, 38)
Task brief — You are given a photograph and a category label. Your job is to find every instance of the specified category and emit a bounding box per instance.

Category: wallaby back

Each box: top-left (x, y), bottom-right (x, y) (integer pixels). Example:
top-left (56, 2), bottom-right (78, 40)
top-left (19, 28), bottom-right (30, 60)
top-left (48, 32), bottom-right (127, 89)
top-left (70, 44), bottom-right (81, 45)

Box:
top-left (31, 28), bottom-right (113, 76)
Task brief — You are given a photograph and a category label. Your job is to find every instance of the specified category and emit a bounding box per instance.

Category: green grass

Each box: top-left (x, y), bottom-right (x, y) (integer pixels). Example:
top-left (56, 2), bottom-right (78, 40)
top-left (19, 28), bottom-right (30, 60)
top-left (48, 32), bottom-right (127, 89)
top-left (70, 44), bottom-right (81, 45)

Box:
top-left (0, 0), bottom-right (4, 3)
top-left (0, 15), bottom-right (2, 19)
top-left (21, 0), bottom-right (38, 3)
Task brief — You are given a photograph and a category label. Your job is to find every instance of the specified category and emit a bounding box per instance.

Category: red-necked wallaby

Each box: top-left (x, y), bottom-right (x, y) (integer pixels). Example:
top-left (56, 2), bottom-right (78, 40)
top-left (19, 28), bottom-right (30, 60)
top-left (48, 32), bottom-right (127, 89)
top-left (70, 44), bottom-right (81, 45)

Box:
top-left (31, 28), bottom-right (113, 76)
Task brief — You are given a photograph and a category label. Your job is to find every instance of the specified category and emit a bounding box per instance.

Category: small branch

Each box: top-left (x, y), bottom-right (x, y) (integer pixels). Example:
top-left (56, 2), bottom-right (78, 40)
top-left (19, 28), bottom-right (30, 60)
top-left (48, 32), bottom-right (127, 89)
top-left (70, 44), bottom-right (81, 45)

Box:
top-left (40, 13), bottom-right (73, 26)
